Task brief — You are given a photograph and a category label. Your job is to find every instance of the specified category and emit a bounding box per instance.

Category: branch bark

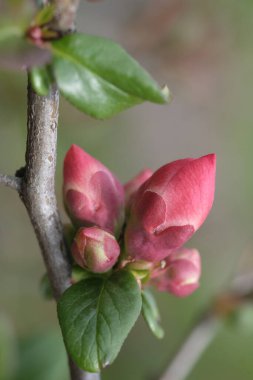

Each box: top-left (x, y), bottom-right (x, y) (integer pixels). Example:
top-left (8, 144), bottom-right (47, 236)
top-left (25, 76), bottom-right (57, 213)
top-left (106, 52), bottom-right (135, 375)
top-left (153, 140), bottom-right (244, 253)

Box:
top-left (20, 82), bottom-right (97, 380)
top-left (0, 173), bottom-right (22, 192)
top-left (1, 1), bottom-right (99, 380)
top-left (21, 83), bottom-right (70, 300)
top-left (53, 0), bottom-right (80, 31)
top-left (69, 358), bottom-right (101, 380)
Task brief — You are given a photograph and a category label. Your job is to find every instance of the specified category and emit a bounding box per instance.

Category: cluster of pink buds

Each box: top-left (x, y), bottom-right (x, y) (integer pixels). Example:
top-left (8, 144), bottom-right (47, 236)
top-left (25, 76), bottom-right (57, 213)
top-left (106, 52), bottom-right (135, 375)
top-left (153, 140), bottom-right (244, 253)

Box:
top-left (64, 145), bottom-right (216, 297)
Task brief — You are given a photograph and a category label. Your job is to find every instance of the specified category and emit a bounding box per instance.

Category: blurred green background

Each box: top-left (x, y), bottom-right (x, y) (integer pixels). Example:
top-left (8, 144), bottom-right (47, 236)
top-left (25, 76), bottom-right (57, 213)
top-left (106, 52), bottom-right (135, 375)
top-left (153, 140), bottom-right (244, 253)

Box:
top-left (1, 0), bottom-right (253, 379)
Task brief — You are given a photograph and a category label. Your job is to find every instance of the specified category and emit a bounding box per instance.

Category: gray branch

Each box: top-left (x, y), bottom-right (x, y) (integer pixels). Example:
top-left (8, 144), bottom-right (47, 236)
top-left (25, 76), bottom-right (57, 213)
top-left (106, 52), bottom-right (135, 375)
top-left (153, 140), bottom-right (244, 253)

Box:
top-left (69, 358), bottom-right (101, 380)
top-left (160, 314), bottom-right (221, 380)
top-left (160, 272), bottom-right (253, 380)
top-left (0, 173), bottom-right (22, 192)
top-left (52, 0), bottom-right (80, 31)
top-left (21, 83), bottom-right (70, 300)
top-left (19, 81), bottom-right (99, 380)
top-left (10, 2), bottom-right (99, 379)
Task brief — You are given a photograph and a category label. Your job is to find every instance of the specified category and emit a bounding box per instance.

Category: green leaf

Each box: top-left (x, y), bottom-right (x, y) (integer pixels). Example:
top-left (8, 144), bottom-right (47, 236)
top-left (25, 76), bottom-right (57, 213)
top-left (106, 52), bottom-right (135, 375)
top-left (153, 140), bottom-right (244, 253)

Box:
top-left (142, 289), bottom-right (164, 339)
top-left (30, 66), bottom-right (52, 96)
top-left (16, 331), bottom-right (68, 380)
top-left (34, 4), bottom-right (55, 26)
top-left (51, 33), bottom-right (170, 119)
top-left (58, 271), bottom-right (142, 372)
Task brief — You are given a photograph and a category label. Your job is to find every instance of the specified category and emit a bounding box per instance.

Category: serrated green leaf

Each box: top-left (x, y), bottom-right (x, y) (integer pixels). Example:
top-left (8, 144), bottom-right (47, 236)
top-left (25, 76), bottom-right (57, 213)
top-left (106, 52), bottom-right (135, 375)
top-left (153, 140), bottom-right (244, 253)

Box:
top-left (58, 271), bottom-right (142, 372)
top-left (142, 289), bottom-right (164, 339)
top-left (34, 5), bottom-right (55, 26)
top-left (30, 66), bottom-right (52, 96)
top-left (51, 33), bottom-right (170, 119)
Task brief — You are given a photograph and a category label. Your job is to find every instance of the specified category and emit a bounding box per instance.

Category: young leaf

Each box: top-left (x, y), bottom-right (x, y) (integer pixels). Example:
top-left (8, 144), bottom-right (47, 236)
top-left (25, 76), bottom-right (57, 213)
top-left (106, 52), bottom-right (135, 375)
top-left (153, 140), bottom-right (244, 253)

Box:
top-left (57, 271), bottom-right (142, 372)
top-left (142, 289), bottom-right (164, 339)
top-left (30, 66), bottom-right (52, 96)
top-left (51, 33), bottom-right (170, 119)
top-left (71, 265), bottom-right (93, 283)
top-left (34, 4), bottom-right (55, 26)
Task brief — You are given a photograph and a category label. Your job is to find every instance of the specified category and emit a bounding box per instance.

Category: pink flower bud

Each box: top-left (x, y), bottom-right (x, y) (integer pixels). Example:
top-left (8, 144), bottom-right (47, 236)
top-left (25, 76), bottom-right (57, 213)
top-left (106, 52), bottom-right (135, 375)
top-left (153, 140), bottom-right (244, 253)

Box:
top-left (125, 154), bottom-right (216, 262)
top-left (124, 169), bottom-right (153, 208)
top-left (153, 248), bottom-right (201, 297)
top-left (63, 145), bottom-right (124, 233)
top-left (26, 26), bottom-right (43, 46)
top-left (71, 226), bottom-right (120, 273)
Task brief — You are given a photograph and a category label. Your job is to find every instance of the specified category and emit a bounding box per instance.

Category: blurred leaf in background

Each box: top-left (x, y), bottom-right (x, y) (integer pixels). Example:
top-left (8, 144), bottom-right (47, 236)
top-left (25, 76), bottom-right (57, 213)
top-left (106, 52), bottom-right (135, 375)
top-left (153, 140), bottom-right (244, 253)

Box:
top-left (0, 315), bottom-right (18, 380)
top-left (16, 330), bottom-right (68, 380)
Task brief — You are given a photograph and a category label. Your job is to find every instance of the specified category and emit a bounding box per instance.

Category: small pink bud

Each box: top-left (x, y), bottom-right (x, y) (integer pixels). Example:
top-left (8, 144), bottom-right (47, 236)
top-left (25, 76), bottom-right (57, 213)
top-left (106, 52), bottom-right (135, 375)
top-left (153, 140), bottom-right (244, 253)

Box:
top-left (26, 26), bottom-right (43, 46)
top-left (63, 145), bottom-right (124, 233)
top-left (124, 169), bottom-right (153, 208)
top-left (125, 154), bottom-right (216, 262)
top-left (153, 248), bottom-right (201, 297)
top-left (71, 226), bottom-right (120, 273)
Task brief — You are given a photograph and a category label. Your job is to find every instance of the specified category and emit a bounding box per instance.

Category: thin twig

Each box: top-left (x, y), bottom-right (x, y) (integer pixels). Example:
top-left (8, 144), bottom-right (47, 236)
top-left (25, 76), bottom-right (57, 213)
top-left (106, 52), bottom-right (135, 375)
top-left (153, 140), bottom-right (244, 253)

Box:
top-left (160, 272), bottom-right (253, 380)
top-left (230, 272), bottom-right (253, 297)
top-left (160, 314), bottom-right (221, 380)
top-left (0, 173), bottom-right (22, 192)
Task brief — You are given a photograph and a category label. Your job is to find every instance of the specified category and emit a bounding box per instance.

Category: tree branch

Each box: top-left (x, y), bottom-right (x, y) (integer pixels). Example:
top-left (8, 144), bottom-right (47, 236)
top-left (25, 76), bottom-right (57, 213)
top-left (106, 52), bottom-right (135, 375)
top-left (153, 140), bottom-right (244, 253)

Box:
top-left (21, 83), bottom-right (70, 299)
top-left (19, 80), bottom-right (98, 380)
top-left (16, 2), bottom-right (99, 380)
top-left (0, 173), bottom-right (22, 192)
top-left (52, 0), bottom-right (80, 31)
top-left (160, 314), bottom-right (221, 380)
top-left (160, 272), bottom-right (253, 380)
top-left (69, 358), bottom-right (101, 380)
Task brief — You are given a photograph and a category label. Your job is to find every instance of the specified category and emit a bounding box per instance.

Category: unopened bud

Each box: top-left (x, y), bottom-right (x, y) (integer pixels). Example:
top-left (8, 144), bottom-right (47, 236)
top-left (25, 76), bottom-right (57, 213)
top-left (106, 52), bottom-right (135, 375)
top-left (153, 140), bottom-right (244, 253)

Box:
top-left (125, 154), bottom-right (216, 262)
top-left (63, 145), bottom-right (124, 234)
top-left (124, 169), bottom-right (153, 208)
top-left (26, 26), bottom-right (43, 46)
top-left (153, 248), bottom-right (201, 297)
top-left (71, 226), bottom-right (120, 273)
